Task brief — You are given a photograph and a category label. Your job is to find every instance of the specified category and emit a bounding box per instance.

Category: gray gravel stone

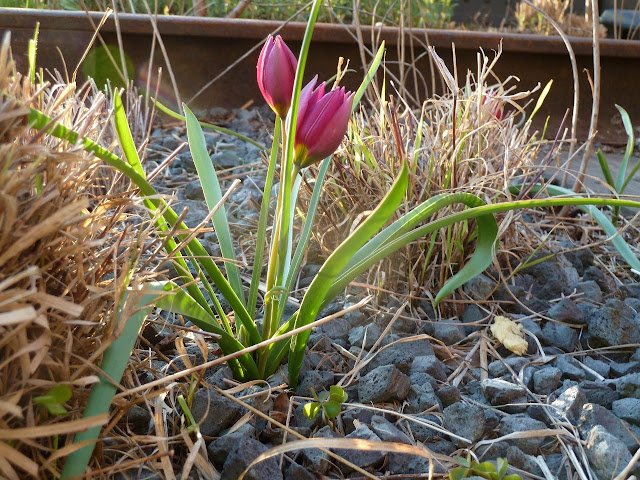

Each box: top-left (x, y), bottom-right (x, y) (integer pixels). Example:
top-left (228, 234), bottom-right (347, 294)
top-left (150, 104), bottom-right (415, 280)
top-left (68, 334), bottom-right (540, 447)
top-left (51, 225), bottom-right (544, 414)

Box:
top-left (361, 337), bottom-right (435, 374)
top-left (573, 280), bottom-right (603, 303)
top-left (533, 367), bottom-right (562, 395)
top-left (498, 415), bottom-right (548, 454)
top-left (410, 355), bottom-right (448, 381)
top-left (191, 388), bottom-right (244, 437)
top-left (583, 356), bottom-right (611, 379)
top-left (551, 386), bottom-right (587, 424)
top-left (610, 360), bottom-right (640, 377)
top-left (211, 150), bottom-right (243, 169)
top-left (316, 317), bottom-right (350, 342)
top-left (481, 379), bottom-right (528, 413)
top-left (443, 402), bottom-right (486, 446)
top-left (348, 323), bottom-right (381, 349)
top-left (284, 462), bottom-right (315, 480)
top-left (616, 372), bottom-right (640, 398)
top-left (432, 319), bottom-right (466, 345)
top-left (463, 273), bottom-right (496, 300)
top-left (405, 382), bottom-right (442, 414)
top-left (585, 298), bottom-right (640, 347)
top-left (541, 322), bottom-right (578, 352)
top-left (436, 385), bottom-right (461, 408)
top-left (334, 424), bottom-right (386, 470)
top-left (578, 381), bottom-right (619, 409)
top-left (301, 426), bottom-right (337, 475)
top-left (358, 365), bottom-right (410, 404)
top-left (612, 397), bottom-right (640, 426)
top-left (341, 408), bottom-right (376, 434)
top-left (371, 415), bottom-right (413, 444)
top-left (555, 354), bottom-right (587, 381)
top-left (585, 425), bottom-right (636, 479)
top-left (208, 424), bottom-right (255, 468)
top-left (405, 414), bottom-right (442, 443)
top-left (296, 370), bottom-right (335, 398)
top-left (578, 403), bottom-right (639, 452)
top-left (487, 357), bottom-right (528, 378)
top-left (221, 437), bottom-right (283, 480)
top-left (547, 298), bottom-right (584, 324)
top-left (620, 282), bottom-right (640, 299)
top-left (461, 304), bottom-right (486, 334)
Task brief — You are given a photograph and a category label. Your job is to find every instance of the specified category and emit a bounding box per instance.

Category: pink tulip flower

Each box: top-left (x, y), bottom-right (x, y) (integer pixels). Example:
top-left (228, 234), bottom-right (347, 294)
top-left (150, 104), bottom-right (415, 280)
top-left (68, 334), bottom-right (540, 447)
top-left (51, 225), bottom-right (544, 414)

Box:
top-left (257, 35), bottom-right (297, 118)
top-left (294, 76), bottom-right (354, 168)
top-left (482, 90), bottom-right (504, 120)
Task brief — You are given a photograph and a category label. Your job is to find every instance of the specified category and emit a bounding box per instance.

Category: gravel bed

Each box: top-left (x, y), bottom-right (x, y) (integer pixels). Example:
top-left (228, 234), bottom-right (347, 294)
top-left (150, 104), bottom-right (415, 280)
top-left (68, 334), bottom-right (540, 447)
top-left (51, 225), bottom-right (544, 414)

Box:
top-left (124, 106), bottom-right (640, 480)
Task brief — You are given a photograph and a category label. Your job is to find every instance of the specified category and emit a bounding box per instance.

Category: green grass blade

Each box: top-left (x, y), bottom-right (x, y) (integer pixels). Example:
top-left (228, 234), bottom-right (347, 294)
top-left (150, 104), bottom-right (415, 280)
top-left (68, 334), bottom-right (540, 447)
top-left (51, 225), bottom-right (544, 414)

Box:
top-left (620, 157), bottom-right (640, 194)
top-left (114, 91), bottom-right (144, 176)
top-left (184, 105), bottom-right (245, 306)
top-left (248, 116), bottom-right (281, 317)
top-left (528, 80), bottom-right (552, 122)
top-left (287, 162), bottom-right (409, 389)
top-left (153, 98), bottom-right (267, 151)
top-left (614, 104), bottom-right (635, 193)
top-left (596, 150), bottom-right (616, 190)
top-left (512, 183), bottom-right (640, 273)
top-left (28, 22), bottom-right (39, 84)
top-left (352, 42), bottom-right (385, 110)
top-left (60, 283), bottom-right (163, 479)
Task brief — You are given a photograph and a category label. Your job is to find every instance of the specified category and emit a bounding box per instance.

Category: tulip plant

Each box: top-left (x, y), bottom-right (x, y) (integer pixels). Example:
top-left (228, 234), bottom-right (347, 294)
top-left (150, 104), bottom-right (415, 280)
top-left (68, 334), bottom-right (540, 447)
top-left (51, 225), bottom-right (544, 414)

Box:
top-left (23, 0), bottom-right (640, 395)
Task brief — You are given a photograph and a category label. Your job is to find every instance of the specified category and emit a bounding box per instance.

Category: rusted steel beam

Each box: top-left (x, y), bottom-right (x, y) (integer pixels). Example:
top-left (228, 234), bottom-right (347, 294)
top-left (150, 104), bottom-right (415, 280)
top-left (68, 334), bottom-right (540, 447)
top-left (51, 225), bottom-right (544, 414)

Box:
top-left (1, 8), bottom-right (638, 143)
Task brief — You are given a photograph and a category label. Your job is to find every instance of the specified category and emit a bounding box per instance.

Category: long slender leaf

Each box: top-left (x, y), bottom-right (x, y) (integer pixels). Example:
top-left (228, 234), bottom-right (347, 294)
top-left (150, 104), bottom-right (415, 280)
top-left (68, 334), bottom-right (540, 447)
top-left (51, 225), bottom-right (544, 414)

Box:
top-left (352, 42), bottom-right (385, 109)
top-left (112, 93), bottom-right (217, 319)
top-left (511, 184), bottom-right (640, 272)
top-left (615, 104), bottom-right (635, 193)
top-left (596, 150), bottom-right (616, 190)
top-left (152, 98), bottom-right (267, 151)
top-left (286, 162), bottom-right (409, 388)
top-left (60, 283), bottom-right (163, 479)
top-left (184, 105), bottom-right (246, 307)
top-left (248, 116), bottom-right (281, 316)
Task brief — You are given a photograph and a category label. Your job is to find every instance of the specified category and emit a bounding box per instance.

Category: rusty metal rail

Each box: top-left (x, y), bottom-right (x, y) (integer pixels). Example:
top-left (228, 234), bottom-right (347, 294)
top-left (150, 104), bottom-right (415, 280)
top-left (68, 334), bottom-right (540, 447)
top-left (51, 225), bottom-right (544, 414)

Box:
top-left (1, 8), bottom-right (639, 142)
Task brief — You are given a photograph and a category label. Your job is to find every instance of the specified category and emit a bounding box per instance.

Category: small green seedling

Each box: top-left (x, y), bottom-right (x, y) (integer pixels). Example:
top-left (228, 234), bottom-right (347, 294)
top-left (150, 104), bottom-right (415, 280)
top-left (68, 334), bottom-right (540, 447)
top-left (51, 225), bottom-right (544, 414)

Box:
top-left (33, 385), bottom-right (71, 416)
top-left (303, 385), bottom-right (348, 423)
top-left (597, 104), bottom-right (640, 225)
top-left (450, 456), bottom-right (522, 480)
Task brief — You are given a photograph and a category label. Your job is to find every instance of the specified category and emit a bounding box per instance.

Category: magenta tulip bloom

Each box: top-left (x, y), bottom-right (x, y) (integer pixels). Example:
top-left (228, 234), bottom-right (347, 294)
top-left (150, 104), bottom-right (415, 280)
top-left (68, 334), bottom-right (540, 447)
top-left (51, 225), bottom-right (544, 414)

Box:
top-left (294, 76), bottom-right (354, 168)
top-left (257, 35), bottom-right (297, 118)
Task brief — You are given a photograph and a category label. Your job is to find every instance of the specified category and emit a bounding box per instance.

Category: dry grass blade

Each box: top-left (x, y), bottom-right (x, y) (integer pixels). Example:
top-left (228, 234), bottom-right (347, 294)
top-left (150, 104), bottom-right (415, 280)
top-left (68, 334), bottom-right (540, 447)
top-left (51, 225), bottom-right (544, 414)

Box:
top-left (239, 438), bottom-right (448, 480)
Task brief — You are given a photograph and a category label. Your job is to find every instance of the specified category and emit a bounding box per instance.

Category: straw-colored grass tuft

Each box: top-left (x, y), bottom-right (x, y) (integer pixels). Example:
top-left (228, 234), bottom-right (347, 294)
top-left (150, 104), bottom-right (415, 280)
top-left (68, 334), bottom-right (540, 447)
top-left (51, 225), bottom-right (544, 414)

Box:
top-left (0, 35), bottom-right (155, 478)
top-left (300, 49), bottom-right (545, 314)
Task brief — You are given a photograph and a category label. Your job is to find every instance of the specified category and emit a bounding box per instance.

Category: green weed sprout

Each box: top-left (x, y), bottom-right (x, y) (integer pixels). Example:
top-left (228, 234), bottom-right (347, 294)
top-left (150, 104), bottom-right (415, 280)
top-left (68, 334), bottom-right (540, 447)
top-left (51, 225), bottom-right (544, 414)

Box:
top-left (450, 456), bottom-right (522, 480)
top-left (303, 385), bottom-right (348, 425)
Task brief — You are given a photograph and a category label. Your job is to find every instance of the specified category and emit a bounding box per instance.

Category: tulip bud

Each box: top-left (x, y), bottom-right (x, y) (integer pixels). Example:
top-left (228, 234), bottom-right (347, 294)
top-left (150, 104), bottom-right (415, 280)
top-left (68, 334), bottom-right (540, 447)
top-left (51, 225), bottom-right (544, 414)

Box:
top-left (257, 35), bottom-right (297, 117)
top-left (294, 76), bottom-right (354, 169)
top-left (482, 90), bottom-right (504, 120)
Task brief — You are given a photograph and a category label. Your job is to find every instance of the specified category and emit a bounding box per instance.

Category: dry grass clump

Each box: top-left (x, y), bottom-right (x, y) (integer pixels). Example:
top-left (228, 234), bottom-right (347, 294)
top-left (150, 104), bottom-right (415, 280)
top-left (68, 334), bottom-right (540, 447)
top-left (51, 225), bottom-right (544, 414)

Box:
top-left (516, 0), bottom-right (607, 37)
top-left (0, 36), bottom-right (155, 478)
top-left (299, 49), bottom-right (545, 312)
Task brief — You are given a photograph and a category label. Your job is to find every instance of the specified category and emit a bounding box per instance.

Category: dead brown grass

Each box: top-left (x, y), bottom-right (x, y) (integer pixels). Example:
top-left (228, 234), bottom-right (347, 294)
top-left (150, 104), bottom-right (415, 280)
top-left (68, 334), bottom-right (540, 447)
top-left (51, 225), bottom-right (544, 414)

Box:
top-left (0, 34), bottom-right (156, 478)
